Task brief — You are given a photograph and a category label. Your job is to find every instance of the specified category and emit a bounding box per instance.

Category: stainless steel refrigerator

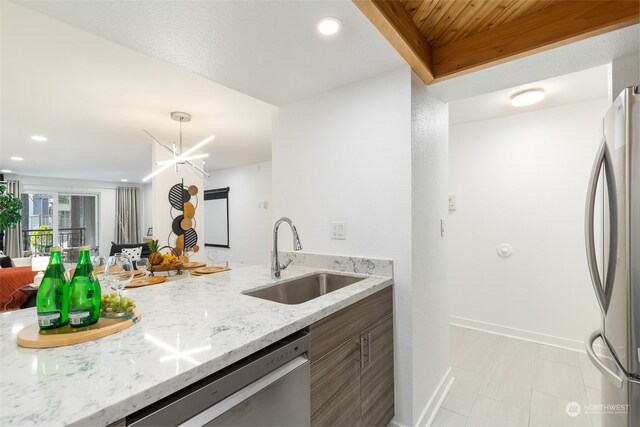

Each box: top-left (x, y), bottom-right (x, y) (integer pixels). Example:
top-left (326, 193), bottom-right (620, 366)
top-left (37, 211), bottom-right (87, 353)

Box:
top-left (585, 86), bottom-right (640, 427)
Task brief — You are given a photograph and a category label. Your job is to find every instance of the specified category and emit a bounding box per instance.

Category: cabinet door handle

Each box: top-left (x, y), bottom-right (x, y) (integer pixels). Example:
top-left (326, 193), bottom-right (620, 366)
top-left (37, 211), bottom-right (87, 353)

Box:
top-left (360, 337), bottom-right (367, 368)
top-left (368, 333), bottom-right (372, 362)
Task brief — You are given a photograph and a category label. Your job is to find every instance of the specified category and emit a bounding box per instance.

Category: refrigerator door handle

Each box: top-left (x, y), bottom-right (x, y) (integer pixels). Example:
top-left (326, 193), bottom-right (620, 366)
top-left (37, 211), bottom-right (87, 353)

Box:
top-left (586, 330), bottom-right (624, 389)
top-left (585, 137), bottom-right (618, 315)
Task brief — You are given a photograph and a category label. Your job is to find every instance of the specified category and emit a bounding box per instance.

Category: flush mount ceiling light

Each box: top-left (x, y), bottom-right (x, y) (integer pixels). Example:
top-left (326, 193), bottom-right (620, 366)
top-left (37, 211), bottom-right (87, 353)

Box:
top-left (142, 111), bottom-right (213, 182)
top-left (511, 88), bottom-right (545, 107)
top-left (121, 179), bottom-right (128, 182)
top-left (1, 169), bottom-right (12, 173)
top-left (317, 17), bottom-right (342, 35)
top-left (10, 156), bottom-right (23, 161)
top-left (31, 135), bottom-right (48, 142)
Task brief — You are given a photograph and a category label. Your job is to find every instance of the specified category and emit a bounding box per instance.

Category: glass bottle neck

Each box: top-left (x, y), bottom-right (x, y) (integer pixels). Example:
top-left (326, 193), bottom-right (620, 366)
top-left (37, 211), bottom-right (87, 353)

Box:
top-left (77, 250), bottom-right (92, 266)
top-left (48, 251), bottom-right (63, 266)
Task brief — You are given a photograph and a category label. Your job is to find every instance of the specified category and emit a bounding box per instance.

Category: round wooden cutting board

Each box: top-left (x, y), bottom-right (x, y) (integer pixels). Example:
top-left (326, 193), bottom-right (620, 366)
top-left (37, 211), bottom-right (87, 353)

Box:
top-left (126, 276), bottom-right (166, 288)
top-left (17, 308), bottom-right (141, 349)
top-left (193, 266), bottom-right (231, 275)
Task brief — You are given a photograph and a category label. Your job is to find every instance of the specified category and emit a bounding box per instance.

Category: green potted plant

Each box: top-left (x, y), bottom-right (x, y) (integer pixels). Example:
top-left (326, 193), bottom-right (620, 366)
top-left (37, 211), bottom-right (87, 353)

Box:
top-left (0, 184), bottom-right (23, 253)
top-left (31, 225), bottom-right (52, 254)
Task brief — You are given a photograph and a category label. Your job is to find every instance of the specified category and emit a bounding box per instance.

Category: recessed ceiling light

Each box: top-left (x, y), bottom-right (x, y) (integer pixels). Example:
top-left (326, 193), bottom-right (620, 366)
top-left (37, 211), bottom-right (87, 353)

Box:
top-left (121, 179), bottom-right (128, 182)
top-left (318, 17), bottom-right (342, 36)
top-left (511, 88), bottom-right (545, 107)
top-left (1, 169), bottom-right (12, 173)
top-left (10, 156), bottom-right (23, 161)
top-left (31, 135), bottom-right (48, 142)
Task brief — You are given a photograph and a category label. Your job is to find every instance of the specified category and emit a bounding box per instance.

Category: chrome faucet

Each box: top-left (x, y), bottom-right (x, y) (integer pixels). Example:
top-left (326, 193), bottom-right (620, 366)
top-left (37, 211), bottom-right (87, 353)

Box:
top-left (271, 217), bottom-right (302, 279)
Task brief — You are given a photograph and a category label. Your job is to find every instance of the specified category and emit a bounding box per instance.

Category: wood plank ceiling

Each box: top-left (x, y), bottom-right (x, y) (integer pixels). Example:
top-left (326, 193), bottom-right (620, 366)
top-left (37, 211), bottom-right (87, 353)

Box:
top-left (354, 0), bottom-right (640, 84)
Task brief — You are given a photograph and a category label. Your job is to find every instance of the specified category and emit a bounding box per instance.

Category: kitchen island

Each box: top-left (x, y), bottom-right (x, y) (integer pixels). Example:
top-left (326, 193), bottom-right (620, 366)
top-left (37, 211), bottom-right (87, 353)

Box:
top-left (0, 259), bottom-right (392, 426)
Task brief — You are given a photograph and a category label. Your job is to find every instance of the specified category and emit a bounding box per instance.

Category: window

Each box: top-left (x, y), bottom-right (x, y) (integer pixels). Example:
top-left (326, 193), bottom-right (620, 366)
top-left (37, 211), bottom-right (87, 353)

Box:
top-left (204, 187), bottom-right (230, 248)
top-left (20, 191), bottom-right (99, 256)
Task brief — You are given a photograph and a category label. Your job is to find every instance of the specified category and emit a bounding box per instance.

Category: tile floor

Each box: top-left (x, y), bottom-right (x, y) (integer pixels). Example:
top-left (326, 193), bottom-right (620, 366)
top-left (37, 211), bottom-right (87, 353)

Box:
top-left (432, 325), bottom-right (605, 427)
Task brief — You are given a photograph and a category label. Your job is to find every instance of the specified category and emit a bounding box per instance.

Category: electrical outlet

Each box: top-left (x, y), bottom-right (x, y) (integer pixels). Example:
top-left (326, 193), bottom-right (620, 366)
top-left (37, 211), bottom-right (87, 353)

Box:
top-left (331, 221), bottom-right (346, 240)
top-left (448, 194), bottom-right (456, 211)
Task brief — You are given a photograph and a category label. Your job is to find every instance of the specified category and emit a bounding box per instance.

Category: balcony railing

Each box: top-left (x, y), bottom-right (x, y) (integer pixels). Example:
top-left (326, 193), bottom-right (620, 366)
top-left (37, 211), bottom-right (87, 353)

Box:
top-left (21, 227), bottom-right (86, 256)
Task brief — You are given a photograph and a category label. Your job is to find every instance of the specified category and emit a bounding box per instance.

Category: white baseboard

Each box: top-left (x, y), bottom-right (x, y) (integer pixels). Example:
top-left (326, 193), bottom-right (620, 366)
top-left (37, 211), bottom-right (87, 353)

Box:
top-left (415, 367), bottom-right (454, 427)
top-left (450, 315), bottom-right (603, 353)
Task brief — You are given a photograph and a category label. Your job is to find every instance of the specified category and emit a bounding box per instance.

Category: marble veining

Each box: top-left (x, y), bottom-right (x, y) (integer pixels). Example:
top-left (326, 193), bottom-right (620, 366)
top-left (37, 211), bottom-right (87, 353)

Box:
top-left (277, 251), bottom-right (394, 277)
top-left (0, 263), bottom-right (392, 426)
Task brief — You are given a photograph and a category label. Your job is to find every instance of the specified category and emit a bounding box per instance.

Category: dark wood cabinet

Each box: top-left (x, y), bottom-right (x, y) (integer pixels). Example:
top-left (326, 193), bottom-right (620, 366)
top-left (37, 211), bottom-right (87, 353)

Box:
top-left (361, 315), bottom-right (394, 427)
top-left (309, 286), bottom-right (394, 427)
top-left (310, 336), bottom-right (361, 427)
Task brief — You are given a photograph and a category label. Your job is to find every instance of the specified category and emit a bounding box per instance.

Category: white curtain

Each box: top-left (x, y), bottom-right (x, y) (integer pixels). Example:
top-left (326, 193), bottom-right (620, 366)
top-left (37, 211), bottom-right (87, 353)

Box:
top-left (115, 187), bottom-right (140, 244)
top-left (4, 180), bottom-right (22, 258)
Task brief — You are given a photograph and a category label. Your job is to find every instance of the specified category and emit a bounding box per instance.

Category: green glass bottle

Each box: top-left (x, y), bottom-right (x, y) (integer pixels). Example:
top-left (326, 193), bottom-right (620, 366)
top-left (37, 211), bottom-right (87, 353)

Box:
top-left (36, 247), bottom-right (70, 329)
top-left (68, 246), bottom-right (101, 327)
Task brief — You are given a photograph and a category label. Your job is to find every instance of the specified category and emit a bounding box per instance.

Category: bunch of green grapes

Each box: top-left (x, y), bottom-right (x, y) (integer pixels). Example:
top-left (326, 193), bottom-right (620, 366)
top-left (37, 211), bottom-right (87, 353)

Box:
top-left (100, 292), bottom-right (136, 315)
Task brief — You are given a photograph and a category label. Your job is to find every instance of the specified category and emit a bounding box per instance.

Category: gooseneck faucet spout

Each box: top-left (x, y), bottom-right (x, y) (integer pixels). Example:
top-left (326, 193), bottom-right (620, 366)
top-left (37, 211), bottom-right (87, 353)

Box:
top-left (272, 217), bottom-right (303, 280)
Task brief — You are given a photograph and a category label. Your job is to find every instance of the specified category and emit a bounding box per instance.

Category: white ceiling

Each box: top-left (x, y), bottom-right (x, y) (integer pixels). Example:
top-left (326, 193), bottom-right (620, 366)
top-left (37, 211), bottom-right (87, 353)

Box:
top-left (1, 0), bottom-right (404, 183)
top-left (449, 65), bottom-right (609, 126)
top-left (14, 0), bottom-right (405, 107)
top-left (1, 1), bottom-right (278, 182)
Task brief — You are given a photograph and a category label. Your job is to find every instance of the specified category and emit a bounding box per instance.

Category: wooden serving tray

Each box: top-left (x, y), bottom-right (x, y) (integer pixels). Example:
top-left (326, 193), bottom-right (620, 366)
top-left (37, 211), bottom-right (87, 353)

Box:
top-left (17, 308), bottom-right (141, 349)
top-left (86, 267), bottom-right (143, 277)
top-left (127, 276), bottom-right (166, 288)
top-left (193, 266), bottom-right (231, 275)
top-left (183, 261), bottom-right (206, 269)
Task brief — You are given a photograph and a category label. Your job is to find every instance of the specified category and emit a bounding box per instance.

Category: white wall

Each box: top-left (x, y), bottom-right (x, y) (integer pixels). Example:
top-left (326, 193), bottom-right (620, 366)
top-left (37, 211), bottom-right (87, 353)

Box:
top-left (272, 67), bottom-right (415, 426)
top-left (207, 161), bottom-right (272, 265)
top-left (8, 174), bottom-right (149, 258)
top-left (142, 182), bottom-right (153, 238)
top-left (410, 73), bottom-right (450, 425)
top-left (609, 54), bottom-right (639, 102)
top-left (448, 98), bottom-right (609, 349)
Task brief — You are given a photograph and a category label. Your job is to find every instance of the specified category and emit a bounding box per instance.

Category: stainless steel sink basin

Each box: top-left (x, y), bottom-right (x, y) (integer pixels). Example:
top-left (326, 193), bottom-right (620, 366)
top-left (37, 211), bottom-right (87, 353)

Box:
top-left (244, 273), bottom-right (365, 305)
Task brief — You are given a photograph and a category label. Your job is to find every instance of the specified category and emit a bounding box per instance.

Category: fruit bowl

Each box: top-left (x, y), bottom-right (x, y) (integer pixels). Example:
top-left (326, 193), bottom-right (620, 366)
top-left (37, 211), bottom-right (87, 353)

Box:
top-left (148, 262), bottom-right (183, 272)
top-left (148, 246), bottom-right (183, 275)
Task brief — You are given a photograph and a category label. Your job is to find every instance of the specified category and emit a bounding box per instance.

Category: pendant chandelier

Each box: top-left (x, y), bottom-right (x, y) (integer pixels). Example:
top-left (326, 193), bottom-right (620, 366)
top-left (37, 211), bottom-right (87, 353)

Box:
top-left (142, 111), bottom-right (213, 182)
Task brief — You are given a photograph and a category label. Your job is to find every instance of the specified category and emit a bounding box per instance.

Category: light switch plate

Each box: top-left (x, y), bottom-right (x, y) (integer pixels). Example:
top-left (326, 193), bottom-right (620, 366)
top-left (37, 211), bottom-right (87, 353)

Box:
top-left (331, 221), bottom-right (346, 240)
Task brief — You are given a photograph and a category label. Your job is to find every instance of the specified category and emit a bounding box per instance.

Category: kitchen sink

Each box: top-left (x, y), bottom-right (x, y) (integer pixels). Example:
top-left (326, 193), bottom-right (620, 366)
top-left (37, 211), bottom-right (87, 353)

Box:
top-left (244, 273), bottom-right (366, 305)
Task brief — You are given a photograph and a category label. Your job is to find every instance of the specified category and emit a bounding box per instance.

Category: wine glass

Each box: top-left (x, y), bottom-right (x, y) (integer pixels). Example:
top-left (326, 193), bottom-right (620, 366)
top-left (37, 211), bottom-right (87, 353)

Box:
top-left (206, 250), bottom-right (218, 267)
top-left (184, 247), bottom-right (195, 276)
top-left (136, 258), bottom-right (149, 276)
top-left (91, 255), bottom-right (105, 272)
top-left (105, 254), bottom-right (134, 316)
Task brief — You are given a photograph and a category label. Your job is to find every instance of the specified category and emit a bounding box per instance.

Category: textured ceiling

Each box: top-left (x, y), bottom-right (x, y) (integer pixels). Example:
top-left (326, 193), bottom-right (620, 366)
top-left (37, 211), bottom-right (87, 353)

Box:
top-left (449, 64), bottom-right (609, 125)
top-left (16, 0), bottom-right (405, 107)
top-left (1, 2), bottom-right (276, 182)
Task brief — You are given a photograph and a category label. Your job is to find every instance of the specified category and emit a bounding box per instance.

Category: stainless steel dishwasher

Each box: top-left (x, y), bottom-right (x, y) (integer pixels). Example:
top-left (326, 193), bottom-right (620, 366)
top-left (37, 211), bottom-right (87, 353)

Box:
top-left (128, 332), bottom-right (310, 427)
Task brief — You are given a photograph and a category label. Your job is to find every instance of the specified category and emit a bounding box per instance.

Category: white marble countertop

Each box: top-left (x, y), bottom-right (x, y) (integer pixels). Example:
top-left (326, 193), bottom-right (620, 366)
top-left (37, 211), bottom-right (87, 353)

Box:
top-left (0, 263), bottom-right (392, 426)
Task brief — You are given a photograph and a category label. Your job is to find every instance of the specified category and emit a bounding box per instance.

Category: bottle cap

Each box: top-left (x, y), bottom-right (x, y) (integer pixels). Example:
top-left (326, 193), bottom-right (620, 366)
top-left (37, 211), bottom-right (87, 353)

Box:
top-left (50, 247), bottom-right (61, 253)
top-left (79, 246), bottom-right (91, 251)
